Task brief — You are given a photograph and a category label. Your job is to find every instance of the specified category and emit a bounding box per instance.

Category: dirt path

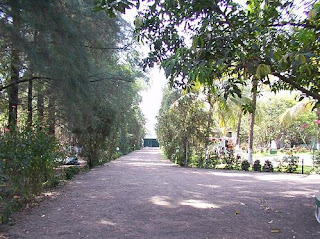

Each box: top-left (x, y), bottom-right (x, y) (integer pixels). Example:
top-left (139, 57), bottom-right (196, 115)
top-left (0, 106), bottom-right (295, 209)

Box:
top-left (2, 148), bottom-right (320, 238)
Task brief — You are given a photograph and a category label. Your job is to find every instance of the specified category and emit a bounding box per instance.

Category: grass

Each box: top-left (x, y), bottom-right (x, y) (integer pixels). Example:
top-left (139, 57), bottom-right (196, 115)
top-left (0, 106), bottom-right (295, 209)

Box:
top-left (295, 165), bottom-right (313, 174)
top-left (252, 151), bottom-right (313, 158)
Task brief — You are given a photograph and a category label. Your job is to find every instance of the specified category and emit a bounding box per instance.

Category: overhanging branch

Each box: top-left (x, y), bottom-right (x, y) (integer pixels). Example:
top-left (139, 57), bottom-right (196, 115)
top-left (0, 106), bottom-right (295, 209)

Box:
top-left (272, 72), bottom-right (320, 102)
top-left (268, 22), bottom-right (320, 31)
top-left (89, 76), bottom-right (133, 83)
top-left (0, 76), bottom-right (52, 91)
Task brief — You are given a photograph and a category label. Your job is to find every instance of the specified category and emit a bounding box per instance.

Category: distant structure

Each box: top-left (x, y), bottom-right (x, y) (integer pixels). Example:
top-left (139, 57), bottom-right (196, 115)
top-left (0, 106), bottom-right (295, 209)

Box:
top-left (143, 138), bottom-right (159, 147)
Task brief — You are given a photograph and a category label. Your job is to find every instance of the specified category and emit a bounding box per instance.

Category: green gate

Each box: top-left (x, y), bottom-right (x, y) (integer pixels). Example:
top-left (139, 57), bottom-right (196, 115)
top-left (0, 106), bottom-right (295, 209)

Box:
top-left (143, 138), bottom-right (159, 147)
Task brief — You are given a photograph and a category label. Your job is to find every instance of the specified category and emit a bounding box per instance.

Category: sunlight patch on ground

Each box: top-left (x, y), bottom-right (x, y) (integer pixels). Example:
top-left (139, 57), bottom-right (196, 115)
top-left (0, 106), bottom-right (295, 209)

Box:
top-left (125, 162), bottom-right (172, 167)
top-left (206, 171), bottom-right (253, 178)
top-left (150, 196), bottom-right (174, 208)
top-left (179, 199), bottom-right (220, 209)
top-left (280, 190), bottom-right (317, 198)
top-left (197, 183), bottom-right (221, 189)
top-left (100, 219), bottom-right (116, 226)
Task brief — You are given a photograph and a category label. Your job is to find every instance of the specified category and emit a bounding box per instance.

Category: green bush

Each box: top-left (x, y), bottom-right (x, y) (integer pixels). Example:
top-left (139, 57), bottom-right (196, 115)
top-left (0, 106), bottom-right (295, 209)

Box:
top-left (278, 155), bottom-right (299, 173)
top-left (263, 160), bottom-right (274, 172)
top-left (253, 160), bottom-right (261, 172)
top-left (0, 129), bottom-right (60, 223)
top-left (205, 155), bottom-right (220, 168)
top-left (313, 151), bottom-right (320, 173)
top-left (63, 166), bottom-right (80, 180)
top-left (241, 160), bottom-right (250, 171)
top-left (223, 150), bottom-right (240, 170)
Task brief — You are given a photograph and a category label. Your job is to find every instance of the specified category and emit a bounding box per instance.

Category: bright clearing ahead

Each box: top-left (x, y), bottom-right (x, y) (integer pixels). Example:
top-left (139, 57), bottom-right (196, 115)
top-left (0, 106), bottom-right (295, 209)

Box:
top-left (140, 67), bottom-right (167, 138)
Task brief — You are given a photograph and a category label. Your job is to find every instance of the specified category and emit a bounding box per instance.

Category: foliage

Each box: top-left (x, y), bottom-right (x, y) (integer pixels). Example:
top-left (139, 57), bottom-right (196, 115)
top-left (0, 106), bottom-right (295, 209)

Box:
top-left (0, 129), bottom-right (60, 223)
top-left (313, 151), bottom-right (320, 173)
top-left (0, 129), bottom-right (60, 198)
top-left (0, 0), bottom-right (146, 222)
top-left (63, 166), bottom-right (81, 180)
top-left (0, 0), bottom-right (146, 166)
top-left (241, 160), bottom-right (251, 171)
top-left (223, 150), bottom-right (240, 170)
top-left (253, 160), bottom-right (261, 172)
top-left (157, 87), bottom-right (208, 166)
top-left (277, 155), bottom-right (299, 173)
top-left (136, 0), bottom-right (320, 103)
top-left (239, 93), bottom-right (318, 148)
top-left (263, 160), bottom-right (274, 172)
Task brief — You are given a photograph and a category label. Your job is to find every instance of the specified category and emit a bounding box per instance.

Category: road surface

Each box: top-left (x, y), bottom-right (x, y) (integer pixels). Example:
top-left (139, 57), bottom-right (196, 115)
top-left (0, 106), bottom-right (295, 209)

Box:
top-left (2, 148), bottom-right (320, 238)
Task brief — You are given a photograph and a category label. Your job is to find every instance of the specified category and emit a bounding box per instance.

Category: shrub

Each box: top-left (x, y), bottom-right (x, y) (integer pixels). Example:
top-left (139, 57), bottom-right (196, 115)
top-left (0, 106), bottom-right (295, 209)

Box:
top-left (313, 151), bottom-right (320, 173)
top-left (0, 129), bottom-right (60, 199)
top-left (241, 160), bottom-right (250, 171)
top-left (223, 150), bottom-right (240, 170)
top-left (204, 155), bottom-right (220, 169)
top-left (63, 166), bottom-right (80, 180)
top-left (253, 160), bottom-right (261, 172)
top-left (263, 160), bottom-right (274, 172)
top-left (278, 155), bottom-right (299, 173)
top-left (0, 129), bottom-right (61, 223)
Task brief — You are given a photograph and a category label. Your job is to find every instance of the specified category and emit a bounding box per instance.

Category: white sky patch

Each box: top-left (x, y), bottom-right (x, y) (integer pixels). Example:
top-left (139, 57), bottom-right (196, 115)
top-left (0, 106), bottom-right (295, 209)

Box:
top-left (140, 67), bottom-right (167, 138)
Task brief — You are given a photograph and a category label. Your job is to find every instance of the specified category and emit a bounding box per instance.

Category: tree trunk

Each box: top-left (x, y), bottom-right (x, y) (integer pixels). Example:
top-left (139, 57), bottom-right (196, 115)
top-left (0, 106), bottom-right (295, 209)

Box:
top-left (184, 140), bottom-right (188, 167)
top-left (27, 30), bottom-right (39, 129)
top-left (37, 83), bottom-right (45, 126)
top-left (27, 79), bottom-right (33, 128)
top-left (248, 79), bottom-right (258, 164)
top-left (204, 93), bottom-right (213, 164)
top-left (48, 95), bottom-right (55, 135)
top-left (317, 107), bottom-right (320, 150)
top-left (8, 9), bottom-right (20, 131)
top-left (236, 109), bottom-right (242, 147)
top-left (8, 49), bottom-right (20, 130)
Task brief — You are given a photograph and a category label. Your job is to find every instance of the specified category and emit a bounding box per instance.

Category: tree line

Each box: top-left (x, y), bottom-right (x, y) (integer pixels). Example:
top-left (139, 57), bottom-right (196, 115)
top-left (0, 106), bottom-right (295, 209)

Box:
top-left (0, 0), bottom-right (146, 163)
top-left (0, 0), bottom-right (146, 221)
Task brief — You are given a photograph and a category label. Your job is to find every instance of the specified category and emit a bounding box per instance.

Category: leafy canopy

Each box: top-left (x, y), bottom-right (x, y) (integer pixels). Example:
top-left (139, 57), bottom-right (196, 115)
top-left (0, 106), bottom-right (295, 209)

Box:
top-left (95, 0), bottom-right (320, 103)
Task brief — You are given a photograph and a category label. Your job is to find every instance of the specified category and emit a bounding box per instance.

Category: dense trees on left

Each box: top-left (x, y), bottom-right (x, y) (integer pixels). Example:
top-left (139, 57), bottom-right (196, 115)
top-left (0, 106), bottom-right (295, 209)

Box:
top-left (0, 0), bottom-right (146, 223)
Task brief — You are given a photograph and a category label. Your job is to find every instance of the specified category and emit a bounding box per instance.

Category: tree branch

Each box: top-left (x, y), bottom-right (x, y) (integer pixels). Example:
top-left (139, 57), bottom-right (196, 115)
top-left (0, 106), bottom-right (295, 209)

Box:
top-left (268, 22), bottom-right (320, 31)
top-left (84, 43), bottom-right (132, 51)
top-left (272, 72), bottom-right (320, 102)
top-left (90, 76), bottom-right (133, 83)
top-left (0, 76), bottom-right (52, 91)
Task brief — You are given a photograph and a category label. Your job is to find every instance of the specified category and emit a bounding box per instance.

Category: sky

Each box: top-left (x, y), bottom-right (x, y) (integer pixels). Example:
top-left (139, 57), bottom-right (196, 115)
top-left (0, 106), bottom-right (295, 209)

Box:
top-left (140, 67), bottom-right (167, 138)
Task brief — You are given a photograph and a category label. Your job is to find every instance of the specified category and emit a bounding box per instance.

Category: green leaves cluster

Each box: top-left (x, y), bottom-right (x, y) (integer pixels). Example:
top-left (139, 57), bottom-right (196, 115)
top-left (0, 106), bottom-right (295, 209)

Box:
top-left (0, 128), bottom-right (60, 223)
top-left (135, 0), bottom-right (320, 103)
top-left (156, 88), bottom-right (207, 166)
top-left (0, 0), bottom-right (146, 167)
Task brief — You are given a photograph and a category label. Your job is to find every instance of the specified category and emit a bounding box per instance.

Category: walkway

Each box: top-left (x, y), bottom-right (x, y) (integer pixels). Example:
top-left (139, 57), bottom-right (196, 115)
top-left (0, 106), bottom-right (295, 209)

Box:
top-left (3, 148), bottom-right (320, 238)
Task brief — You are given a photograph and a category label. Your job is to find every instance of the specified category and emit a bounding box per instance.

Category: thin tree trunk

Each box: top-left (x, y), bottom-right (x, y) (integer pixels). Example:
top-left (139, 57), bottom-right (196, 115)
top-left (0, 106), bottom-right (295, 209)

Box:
top-left (8, 49), bottom-right (19, 130)
top-left (8, 9), bottom-right (20, 131)
top-left (316, 107), bottom-right (320, 150)
top-left (204, 93), bottom-right (213, 164)
top-left (27, 30), bottom-right (39, 128)
top-left (27, 79), bottom-right (33, 128)
top-left (236, 109), bottom-right (242, 147)
top-left (48, 95), bottom-right (55, 135)
top-left (248, 79), bottom-right (258, 164)
top-left (184, 139), bottom-right (188, 167)
top-left (37, 84), bottom-right (45, 126)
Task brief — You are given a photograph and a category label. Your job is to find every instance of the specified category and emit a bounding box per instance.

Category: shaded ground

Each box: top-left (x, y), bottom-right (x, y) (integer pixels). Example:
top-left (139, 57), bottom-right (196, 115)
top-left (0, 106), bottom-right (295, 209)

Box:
top-left (2, 148), bottom-right (320, 238)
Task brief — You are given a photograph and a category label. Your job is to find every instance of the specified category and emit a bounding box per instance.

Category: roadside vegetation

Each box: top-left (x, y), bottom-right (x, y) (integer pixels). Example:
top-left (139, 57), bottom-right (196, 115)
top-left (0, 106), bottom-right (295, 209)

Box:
top-left (0, 1), bottom-right (146, 223)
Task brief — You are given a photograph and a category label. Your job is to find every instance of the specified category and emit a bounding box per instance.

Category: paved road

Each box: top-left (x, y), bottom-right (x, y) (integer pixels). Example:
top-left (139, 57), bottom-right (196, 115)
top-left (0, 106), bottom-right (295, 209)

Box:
top-left (3, 148), bottom-right (320, 238)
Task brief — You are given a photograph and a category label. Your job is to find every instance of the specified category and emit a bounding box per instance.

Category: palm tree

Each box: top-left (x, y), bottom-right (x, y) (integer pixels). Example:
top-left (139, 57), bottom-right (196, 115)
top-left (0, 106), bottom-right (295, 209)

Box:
top-left (279, 99), bottom-right (319, 149)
